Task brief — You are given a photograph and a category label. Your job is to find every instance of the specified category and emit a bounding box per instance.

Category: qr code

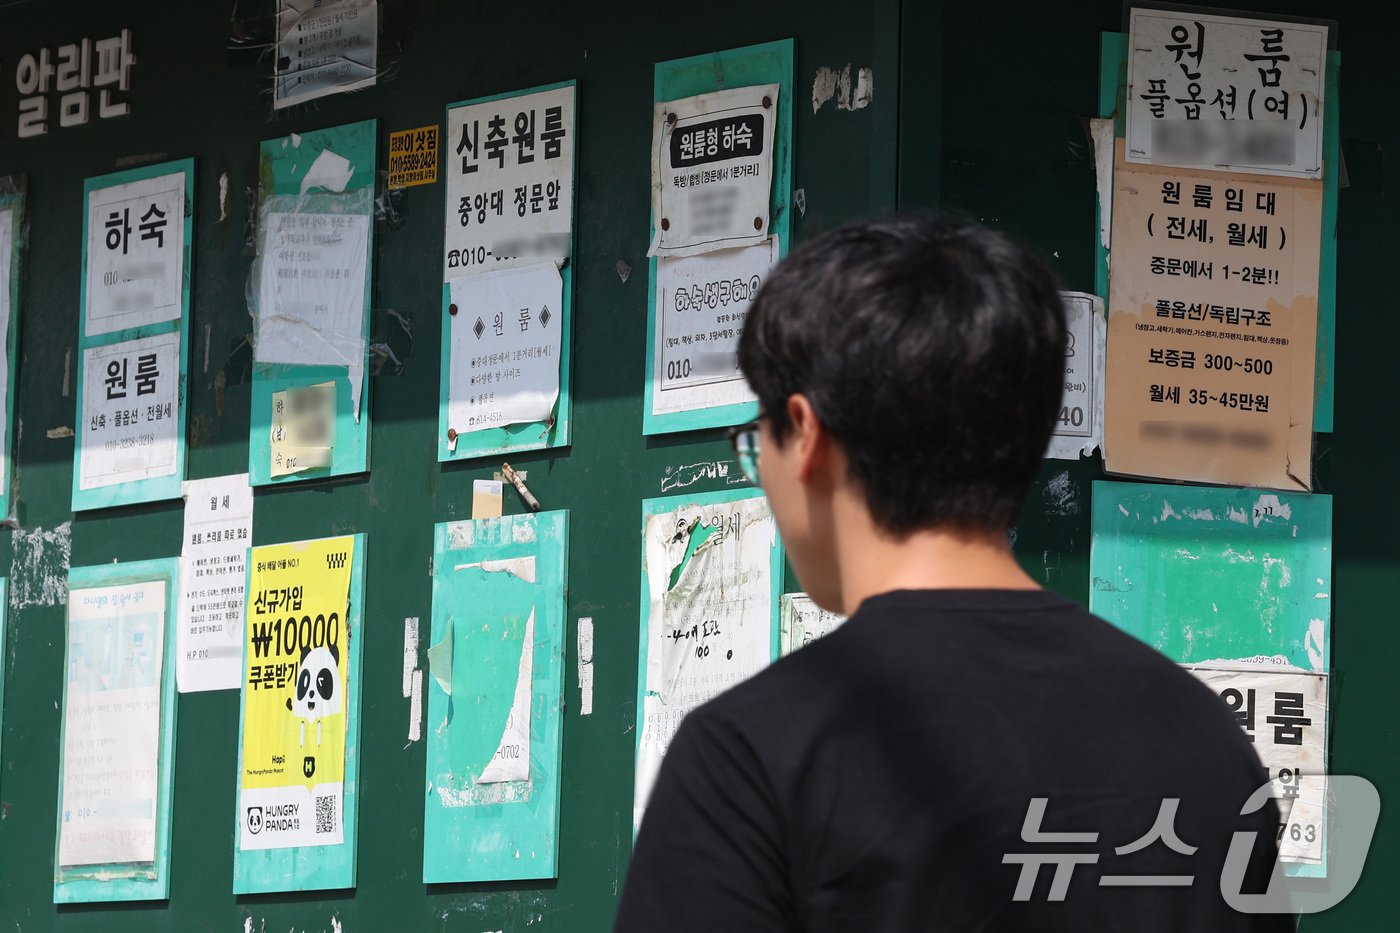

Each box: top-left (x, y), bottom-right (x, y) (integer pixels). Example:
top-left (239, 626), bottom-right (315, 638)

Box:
top-left (314, 794), bottom-right (337, 834)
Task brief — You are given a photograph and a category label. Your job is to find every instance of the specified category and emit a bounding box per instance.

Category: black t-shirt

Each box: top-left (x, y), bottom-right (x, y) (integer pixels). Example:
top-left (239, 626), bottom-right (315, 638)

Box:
top-left (616, 589), bottom-right (1293, 932)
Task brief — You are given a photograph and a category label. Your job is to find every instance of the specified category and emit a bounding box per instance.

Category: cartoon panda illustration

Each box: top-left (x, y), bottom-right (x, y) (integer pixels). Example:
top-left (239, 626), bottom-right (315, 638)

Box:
top-left (286, 643), bottom-right (342, 746)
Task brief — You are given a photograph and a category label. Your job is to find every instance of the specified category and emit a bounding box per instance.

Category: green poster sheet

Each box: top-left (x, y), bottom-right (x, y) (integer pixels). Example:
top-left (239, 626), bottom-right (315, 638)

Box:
top-left (643, 39), bottom-right (794, 435)
top-left (54, 559), bottom-right (180, 903)
top-left (1090, 481), bottom-right (1331, 670)
top-left (249, 119), bottom-right (376, 486)
top-left (423, 510), bottom-right (569, 883)
top-left (1090, 480), bottom-right (1332, 878)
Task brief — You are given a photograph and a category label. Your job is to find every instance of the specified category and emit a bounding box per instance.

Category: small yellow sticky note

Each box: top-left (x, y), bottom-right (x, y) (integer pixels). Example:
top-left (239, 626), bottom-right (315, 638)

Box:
top-left (471, 479), bottom-right (504, 519)
top-left (387, 124), bottom-right (439, 190)
top-left (271, 382), bottom-right (335, 477)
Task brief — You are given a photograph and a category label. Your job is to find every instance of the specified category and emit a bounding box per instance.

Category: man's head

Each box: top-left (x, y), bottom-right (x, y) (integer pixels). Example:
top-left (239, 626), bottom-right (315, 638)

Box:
top-left (737, 213), bottom-right (1066, 605)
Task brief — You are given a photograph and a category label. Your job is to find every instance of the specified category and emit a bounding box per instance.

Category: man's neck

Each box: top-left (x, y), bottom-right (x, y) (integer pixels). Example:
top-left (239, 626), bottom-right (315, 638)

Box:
top-left (834, 521), bottom-right (1040, 617)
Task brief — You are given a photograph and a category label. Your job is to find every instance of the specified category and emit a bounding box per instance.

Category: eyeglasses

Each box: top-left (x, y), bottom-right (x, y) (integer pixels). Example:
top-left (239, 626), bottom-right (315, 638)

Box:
top-left (727, 419), bottom-right (762, 486)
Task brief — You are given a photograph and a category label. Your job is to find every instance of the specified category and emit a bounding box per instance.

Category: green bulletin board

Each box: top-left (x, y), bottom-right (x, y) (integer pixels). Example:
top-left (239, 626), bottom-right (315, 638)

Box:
top-left (1, 0), bottom-right (1383, 926)
top-left (1089, 481), bottom-right (1332, 670)
top-left (438, 81), bottom-right (577, 463)
top-left (423, 510), bottom-right (569, 883)
top-left (249, 120), bottom-right (377, 486)
top-left (0, 0), bottom-right (901, 922)
top-left (1090, 479), bottom-right (1333, 878)
top-left (72, 160), bottom-right (194, 512)
top-left (55, 558), bottom-right (180, 903)
top-left (642, 39), bottom-right (794, 436)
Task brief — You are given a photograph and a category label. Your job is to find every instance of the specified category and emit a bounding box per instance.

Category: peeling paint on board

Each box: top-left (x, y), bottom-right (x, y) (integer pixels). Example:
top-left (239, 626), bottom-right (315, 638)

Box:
top-left (1042, 470), bottom-right (1079, 516)
top-left (402, 617), bottom-right (419, 697)
top-left (1261, 554), bottom-right (1293, 587)
top-left (1306, 619), bottom-right (1325, 672)
top-left (812, 66), bottom-right (840, 113)
top-left (1090, 117), bottom-right (1115, 253)
top-left (10, 521), bottom-right (72, 608)
top-left (660, 460), bottom-right (732, 493)
top-left (1192, 654), bottom-right (1296, 670)
top-left (811, 64), bottom-right (873, 113)
top-left (436, 778), bottom-right (533, 808)
top-left (841, 67), bottom-right (874, 110)
top-left (1252, 493), bottom-right (1292, 527)
top-left (577, 616), bottom-right (595, 716)
top-left (1091, 481), bottom-right (1331, 671)
top-left (407, 668), bottom-right (423, 743)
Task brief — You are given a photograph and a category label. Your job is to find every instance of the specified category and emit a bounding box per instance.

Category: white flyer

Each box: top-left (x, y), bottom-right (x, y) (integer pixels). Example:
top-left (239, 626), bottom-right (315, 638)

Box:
top-left (651, 239), bottom-right (775, 416)
top-left (84, 171), bottom-right (186, 337)
top-left (1184, 665), bottom-right (1328, 864)
top-left (649, 84), bottom-right (779, 258)
top-left (1045, 291), bottom-right (1106, 460)
top-left (255, 211), bottom-right (369, 369)
top-left (59, 581), bottom-right (167, 867)
top-left (444, 84), bottom-right (575, 278)
top-left (635, 495), bottom-right (776, 830)
top-left (1126, 9), bottom-right (1328, 178)
top-left (274, 0), bottom-right (378, 110)
top-left (448, 262), bottom-right (563, 435)
top-left (577, 616), bottom-right (595, 717)
top-left (177, 474), bottom-right (253, 693)
top-left (778, 592), bottom-right (846, 656)
top-left (78, 332), bottom-right (181, 491)
top-left (477, 608), bottom-right (534, 784)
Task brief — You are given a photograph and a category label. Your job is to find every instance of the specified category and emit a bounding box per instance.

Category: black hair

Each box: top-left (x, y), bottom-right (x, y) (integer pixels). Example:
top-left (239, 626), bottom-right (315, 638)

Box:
top-left (737, 213), bottom-right (1066, 534)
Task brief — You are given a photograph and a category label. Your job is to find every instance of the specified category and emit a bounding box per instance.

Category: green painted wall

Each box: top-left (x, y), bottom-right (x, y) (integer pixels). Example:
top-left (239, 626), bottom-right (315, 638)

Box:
top-left (0, 0), bottom-right (896, 929)
top-left (2, 0), bottom-right (1394, 929)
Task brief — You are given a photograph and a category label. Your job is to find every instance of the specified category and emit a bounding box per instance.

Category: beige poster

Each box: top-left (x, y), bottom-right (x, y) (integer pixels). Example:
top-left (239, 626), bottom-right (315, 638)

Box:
top-left (1105, 141), bottom-right (1321, 490)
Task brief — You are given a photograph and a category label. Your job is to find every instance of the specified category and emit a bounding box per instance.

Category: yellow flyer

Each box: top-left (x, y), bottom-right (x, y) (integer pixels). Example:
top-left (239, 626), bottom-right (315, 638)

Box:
top-left (238, 535), bottom-right (354, 851)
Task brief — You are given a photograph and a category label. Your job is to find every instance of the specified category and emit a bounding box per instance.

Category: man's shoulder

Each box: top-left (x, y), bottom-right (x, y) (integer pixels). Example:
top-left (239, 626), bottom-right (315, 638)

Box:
top-left (692, 591), bottom-right (1254, 760)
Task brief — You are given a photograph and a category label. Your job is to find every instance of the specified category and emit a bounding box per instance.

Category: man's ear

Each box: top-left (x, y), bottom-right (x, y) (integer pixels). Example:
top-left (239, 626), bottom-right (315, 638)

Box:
top-left (785, 393), bottom-right (829, 483)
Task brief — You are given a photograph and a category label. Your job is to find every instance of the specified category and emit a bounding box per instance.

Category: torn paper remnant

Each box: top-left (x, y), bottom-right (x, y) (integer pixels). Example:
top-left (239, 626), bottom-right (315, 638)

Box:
top-left (477, 608), bottom-right (533, 784)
